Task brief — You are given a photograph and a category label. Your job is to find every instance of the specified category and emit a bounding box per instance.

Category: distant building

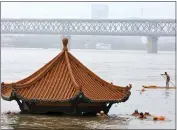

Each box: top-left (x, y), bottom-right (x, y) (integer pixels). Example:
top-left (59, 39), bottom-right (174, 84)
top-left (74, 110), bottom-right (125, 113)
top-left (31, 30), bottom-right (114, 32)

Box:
top-left (91, 4), bottom-right (109, 19)
top-left (89, 4), bottom-right (109, 49)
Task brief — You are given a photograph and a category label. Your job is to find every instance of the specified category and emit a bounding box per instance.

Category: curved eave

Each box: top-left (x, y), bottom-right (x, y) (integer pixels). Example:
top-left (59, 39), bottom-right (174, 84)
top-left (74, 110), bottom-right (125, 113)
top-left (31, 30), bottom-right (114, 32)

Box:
top-left (1, 95), bottom-right (13, 101)
top-left (7, 90), bottom-right (131, 104)
top-left (8, 91), bottom-right (82, 103)
top-left (1, 90), bottom-right (15, 101)
top-left (84, 91), bottom-right (131, 103)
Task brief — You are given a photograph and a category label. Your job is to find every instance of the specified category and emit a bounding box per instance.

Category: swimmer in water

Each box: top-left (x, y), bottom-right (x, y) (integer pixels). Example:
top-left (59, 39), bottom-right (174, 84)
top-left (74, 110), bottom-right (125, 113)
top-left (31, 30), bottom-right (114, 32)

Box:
top-left (97, 111), bottom-right (108, 118)
top-left (139, 112), bottom-right (146, 119)
top-left (132, 109), bottom-right (139, 116)
top-left (144, 110), bottom-right (151, 116)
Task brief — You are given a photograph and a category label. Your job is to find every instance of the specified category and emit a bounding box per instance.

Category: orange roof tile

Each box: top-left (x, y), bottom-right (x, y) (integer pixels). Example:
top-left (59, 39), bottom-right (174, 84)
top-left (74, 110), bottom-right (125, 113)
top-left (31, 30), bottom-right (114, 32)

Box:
top-left (1, 38), bottom-right (131, 103)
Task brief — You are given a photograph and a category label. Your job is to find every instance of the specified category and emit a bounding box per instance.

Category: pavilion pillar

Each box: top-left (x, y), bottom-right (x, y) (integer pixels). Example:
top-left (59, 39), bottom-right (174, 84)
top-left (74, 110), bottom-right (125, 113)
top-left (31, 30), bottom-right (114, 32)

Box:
top-left (15, 99), bottom-right (24, 111)
top-left (104, 103), bottom-right (113, 114)
top-left (147, 36), bottom-right (158, 53)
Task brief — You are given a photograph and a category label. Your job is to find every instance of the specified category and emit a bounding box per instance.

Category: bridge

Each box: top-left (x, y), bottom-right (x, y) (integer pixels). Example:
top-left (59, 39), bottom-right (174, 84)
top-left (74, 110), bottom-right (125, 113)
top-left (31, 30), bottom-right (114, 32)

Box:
top-left (1, 18), bottom-right (176, 53)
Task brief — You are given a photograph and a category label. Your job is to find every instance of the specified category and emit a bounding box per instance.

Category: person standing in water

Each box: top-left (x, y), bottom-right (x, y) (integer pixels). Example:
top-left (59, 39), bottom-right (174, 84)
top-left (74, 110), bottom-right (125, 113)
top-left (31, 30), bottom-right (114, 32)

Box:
top-left (161, 72), bottom-right (170, 88)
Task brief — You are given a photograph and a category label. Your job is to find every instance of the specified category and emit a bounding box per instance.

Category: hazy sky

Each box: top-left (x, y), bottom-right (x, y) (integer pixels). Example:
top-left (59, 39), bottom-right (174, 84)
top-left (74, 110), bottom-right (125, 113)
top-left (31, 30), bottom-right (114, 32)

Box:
top-left (1, 2), bottom-right (175, 19)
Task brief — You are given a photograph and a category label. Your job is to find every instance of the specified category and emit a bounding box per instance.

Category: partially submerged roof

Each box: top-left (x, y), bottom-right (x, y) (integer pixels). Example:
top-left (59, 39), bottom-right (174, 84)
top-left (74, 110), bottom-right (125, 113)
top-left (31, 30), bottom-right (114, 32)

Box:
top-left (1, 38), bottom-right (132, 103)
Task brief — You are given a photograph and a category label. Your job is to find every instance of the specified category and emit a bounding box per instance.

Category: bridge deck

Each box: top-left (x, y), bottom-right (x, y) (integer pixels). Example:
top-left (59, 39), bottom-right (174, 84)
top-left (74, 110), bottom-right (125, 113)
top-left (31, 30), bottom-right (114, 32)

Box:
top-left (1, 19), bottom-right (176, 36)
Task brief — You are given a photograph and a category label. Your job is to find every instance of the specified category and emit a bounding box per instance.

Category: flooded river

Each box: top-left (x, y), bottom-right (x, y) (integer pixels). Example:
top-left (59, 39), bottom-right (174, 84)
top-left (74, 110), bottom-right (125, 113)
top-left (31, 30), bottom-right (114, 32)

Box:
top-left (1, 48), bottom-right (176, 129)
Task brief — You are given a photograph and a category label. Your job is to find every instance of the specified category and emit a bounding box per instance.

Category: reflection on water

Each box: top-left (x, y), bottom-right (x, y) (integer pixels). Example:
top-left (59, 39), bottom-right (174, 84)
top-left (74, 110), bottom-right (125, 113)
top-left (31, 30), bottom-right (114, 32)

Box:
top-left (1, 48), bottom-right (175, 129)
top-left (164, 90), bottom-right (170, 98)
top-left (1, 114), bottom-right (131, 129)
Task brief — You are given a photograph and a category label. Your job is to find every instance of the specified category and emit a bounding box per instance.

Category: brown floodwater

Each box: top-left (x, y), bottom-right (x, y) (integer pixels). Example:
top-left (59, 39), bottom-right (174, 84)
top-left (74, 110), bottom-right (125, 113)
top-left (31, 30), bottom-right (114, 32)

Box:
top-left (1, 113), bottom-right (131, 129)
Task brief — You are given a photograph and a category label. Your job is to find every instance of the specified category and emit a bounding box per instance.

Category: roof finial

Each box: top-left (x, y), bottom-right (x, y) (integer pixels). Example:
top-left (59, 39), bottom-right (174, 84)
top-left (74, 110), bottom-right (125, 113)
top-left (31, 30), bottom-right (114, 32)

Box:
top-left (62, 38), bottom-right (68, 51)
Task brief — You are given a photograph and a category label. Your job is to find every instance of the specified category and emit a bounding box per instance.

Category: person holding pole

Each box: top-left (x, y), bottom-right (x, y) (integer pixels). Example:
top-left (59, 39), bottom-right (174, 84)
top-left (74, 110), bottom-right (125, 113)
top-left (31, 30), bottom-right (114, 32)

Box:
top-left (161, 72), bottom-right (170, 88)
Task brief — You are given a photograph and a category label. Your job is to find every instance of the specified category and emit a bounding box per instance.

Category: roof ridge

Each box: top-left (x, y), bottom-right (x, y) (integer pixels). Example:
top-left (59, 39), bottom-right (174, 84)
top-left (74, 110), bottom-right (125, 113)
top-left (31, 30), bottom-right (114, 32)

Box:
top-left (68, 52), bottom-right (131, 91)
top-left (2, 51), bottom-right (63, 87)
top-left (64, 51), bottom-right (81, 92)
top-left (16, 52), bottom-right (61, 84)
top-left (10, 51), bottom-right (64, 89)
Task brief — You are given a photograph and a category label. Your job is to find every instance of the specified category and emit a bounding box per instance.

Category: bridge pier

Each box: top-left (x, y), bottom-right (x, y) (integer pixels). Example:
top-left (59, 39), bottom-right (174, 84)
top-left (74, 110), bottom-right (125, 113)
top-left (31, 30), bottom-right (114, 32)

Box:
top-left (147, 36), bottom-right (158, 53)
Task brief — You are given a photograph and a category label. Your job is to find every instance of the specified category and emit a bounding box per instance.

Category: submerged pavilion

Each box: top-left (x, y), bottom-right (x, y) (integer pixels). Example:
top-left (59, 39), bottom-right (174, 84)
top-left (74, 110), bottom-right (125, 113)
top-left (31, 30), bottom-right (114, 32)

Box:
top-left (1, 38), bottom-right (132, 115)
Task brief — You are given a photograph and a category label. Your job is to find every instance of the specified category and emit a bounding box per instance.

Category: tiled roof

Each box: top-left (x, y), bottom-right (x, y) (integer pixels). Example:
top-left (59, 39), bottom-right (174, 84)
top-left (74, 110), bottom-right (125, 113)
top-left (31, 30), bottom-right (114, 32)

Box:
top-left (1, 38), bottom-right (131, 103)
